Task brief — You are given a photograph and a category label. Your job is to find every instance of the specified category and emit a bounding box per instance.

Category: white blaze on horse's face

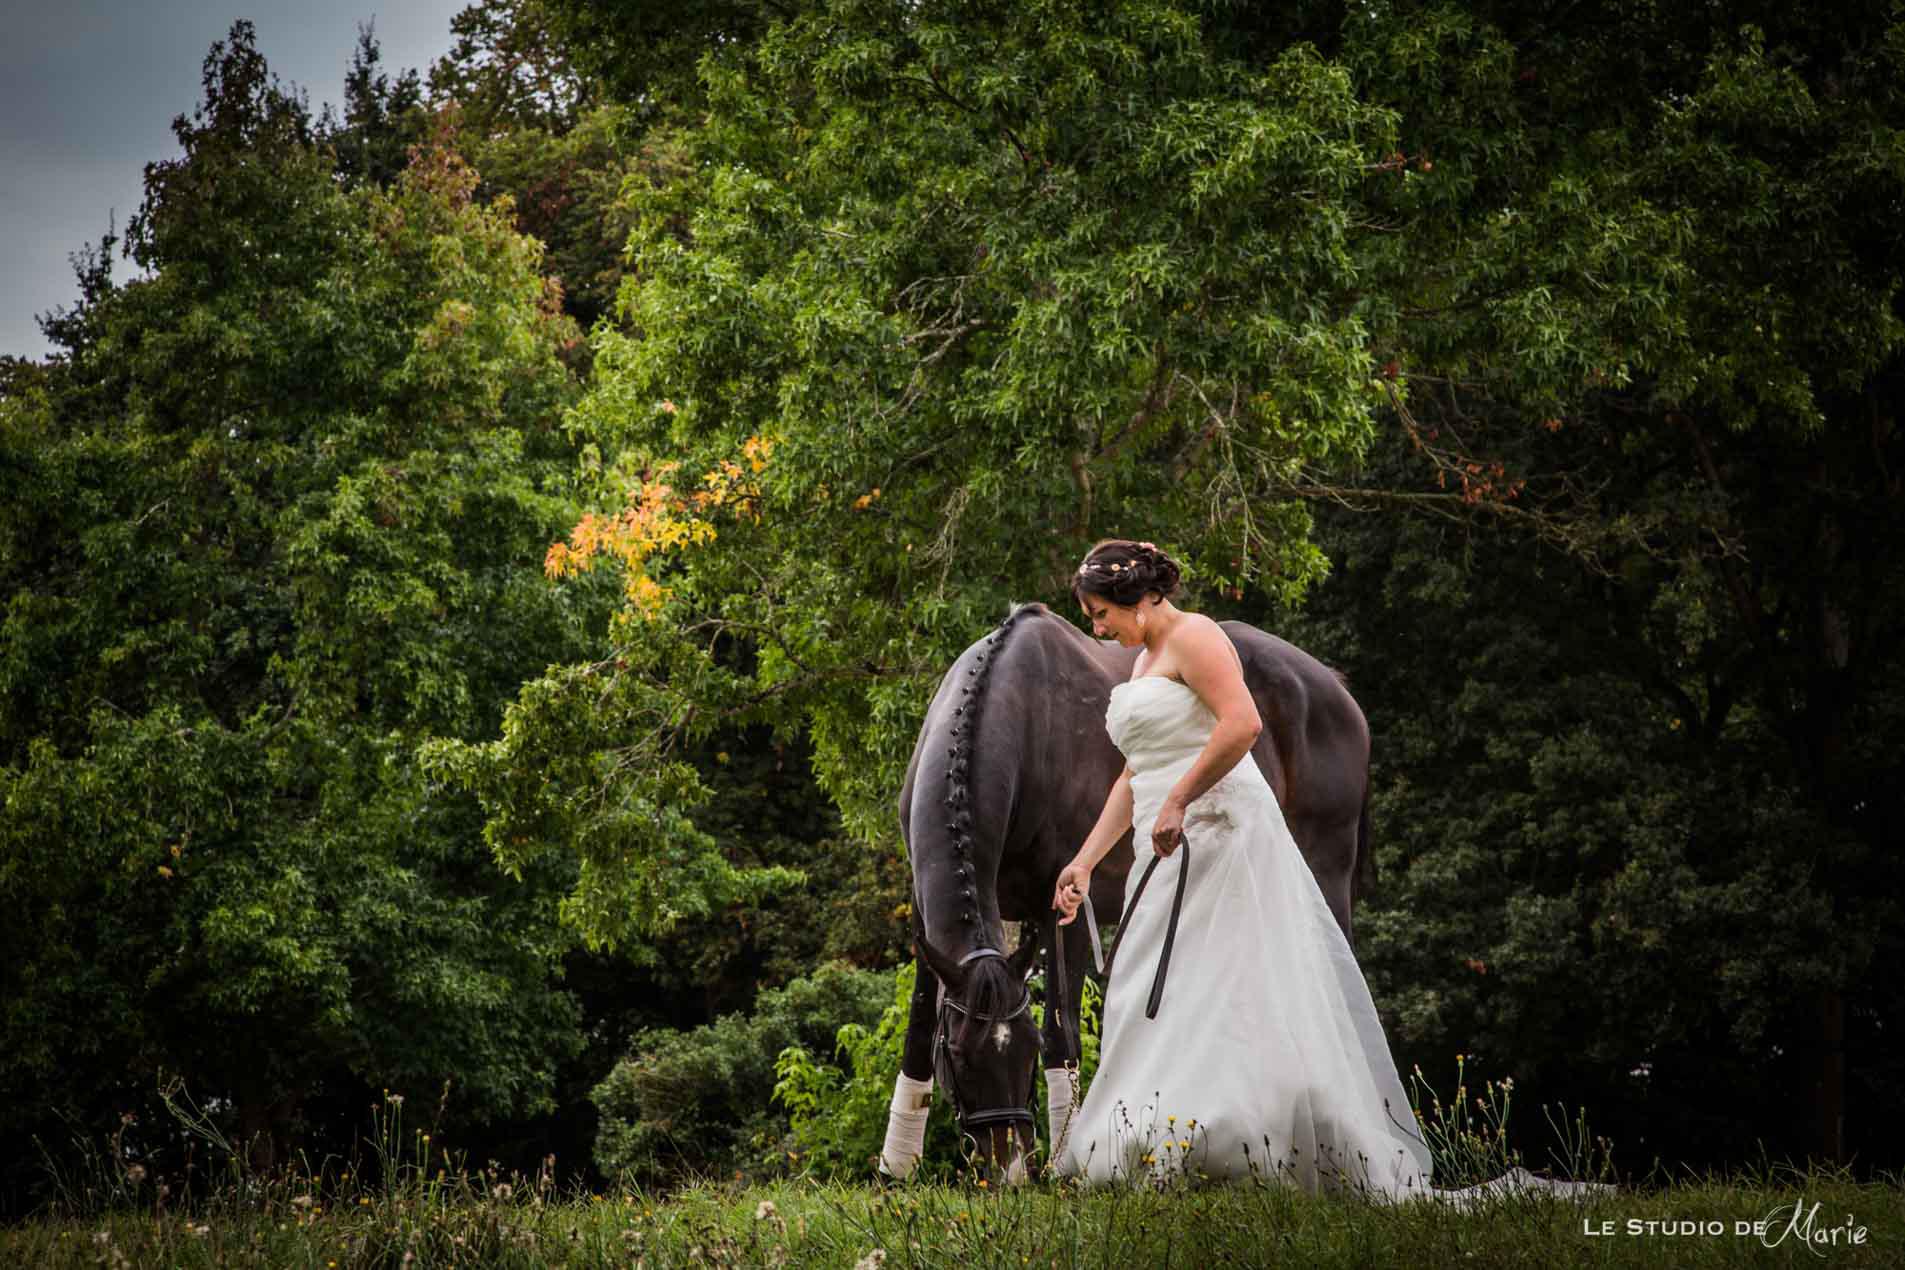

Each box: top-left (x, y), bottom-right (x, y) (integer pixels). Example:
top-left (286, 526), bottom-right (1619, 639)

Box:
top-left (992, 1021), bottom-right (1012, 1052)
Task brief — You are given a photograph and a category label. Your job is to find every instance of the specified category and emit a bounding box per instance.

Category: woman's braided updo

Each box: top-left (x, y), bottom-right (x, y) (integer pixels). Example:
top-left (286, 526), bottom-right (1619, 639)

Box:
top-left (1070, 539), bottom-right (1182, 609)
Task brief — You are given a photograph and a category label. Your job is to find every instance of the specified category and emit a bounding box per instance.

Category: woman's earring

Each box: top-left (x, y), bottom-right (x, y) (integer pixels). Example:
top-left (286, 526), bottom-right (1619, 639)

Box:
top-left (1136, 609), bottom-right (1147, 630)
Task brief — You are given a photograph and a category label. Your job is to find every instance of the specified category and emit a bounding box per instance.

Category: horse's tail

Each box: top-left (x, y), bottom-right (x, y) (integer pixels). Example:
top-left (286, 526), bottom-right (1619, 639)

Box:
top-left (1353, 789), bottom-right (1376, 907)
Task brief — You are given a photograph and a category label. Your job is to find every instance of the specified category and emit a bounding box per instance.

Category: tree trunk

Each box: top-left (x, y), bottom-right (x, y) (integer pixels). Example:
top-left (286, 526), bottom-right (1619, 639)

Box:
top-left (238, 1083), bottom-right (302, 1175)
top-left (1817, 989), bottom-right (1846, 1165)
top-left (239, 1092), bottom-right (278, 1174)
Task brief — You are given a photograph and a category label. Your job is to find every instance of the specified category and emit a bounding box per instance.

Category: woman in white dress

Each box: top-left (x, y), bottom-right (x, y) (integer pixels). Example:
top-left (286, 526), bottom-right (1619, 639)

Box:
top-left (1049, 538), bottom-right (1435, 1196)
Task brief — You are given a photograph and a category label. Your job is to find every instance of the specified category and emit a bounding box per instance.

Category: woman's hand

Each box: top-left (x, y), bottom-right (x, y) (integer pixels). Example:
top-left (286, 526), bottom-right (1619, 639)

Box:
top-left (1053, 861), bottom-right (1092, 925)
top-left (1152, 798), bottom-right (1187, 858)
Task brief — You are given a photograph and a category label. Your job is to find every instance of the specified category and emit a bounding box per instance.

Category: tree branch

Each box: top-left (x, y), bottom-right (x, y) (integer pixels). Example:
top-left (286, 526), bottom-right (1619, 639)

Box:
top-left (1684, 415), bottom-right (1770, 647)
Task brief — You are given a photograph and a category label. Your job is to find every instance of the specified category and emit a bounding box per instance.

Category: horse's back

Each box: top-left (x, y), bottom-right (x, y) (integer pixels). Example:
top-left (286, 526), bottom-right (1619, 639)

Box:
top-left (1222, 621), bottom-right (1369, 816)
top-left (899, 608), bottom-right (1370, 940)
top-left (1221, 622), bottom-right (1370, 939)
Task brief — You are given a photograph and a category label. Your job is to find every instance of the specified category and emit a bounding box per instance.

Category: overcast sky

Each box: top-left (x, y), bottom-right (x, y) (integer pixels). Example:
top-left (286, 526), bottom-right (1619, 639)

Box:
top-left (2, 1), bottom-right (470, 360)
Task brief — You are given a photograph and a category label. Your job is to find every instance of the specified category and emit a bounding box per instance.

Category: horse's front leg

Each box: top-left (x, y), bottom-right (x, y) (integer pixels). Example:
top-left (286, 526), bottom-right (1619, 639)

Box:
top-left (879, 955), bottom-right (940, 1179)
top-left (1040, 909), bottom-right (1090, 1170)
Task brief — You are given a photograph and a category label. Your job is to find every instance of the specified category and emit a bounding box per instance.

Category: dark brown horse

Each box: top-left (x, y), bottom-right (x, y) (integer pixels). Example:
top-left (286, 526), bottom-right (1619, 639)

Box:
top-left (880, 602), bottom-right (1374, 1179)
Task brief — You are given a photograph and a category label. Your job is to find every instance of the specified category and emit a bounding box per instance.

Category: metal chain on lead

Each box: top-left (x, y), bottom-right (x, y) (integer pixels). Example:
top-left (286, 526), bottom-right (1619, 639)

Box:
top-left (1049, 1060), bottom-right (1082, 1176)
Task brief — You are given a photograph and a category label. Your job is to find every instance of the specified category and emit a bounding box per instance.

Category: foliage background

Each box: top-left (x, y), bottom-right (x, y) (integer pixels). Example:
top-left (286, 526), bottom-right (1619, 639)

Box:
top-left (2, 0), bottom-right (1900, 1213)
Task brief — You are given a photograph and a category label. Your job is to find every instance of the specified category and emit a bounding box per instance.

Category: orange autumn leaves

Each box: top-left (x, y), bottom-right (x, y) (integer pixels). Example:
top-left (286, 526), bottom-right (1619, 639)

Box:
top-left (544, 434), bottom-right (775, 615)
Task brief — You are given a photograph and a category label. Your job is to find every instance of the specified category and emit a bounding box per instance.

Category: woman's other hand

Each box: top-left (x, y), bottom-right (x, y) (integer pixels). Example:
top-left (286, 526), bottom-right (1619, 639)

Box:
top-left (1152, 798), bottom-right (1186, 857)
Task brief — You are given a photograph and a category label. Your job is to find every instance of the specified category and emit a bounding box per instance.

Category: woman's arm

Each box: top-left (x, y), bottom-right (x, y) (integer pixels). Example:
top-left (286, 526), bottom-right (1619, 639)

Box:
top-left (1052, 765), bottom-right (1134, 924)
top-left (1152, 617), bottom-right (1262, 856)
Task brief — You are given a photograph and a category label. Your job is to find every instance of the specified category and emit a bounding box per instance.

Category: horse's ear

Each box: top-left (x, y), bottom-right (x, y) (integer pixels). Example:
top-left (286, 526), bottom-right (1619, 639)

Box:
top-left (1008, 929), bottom-right (1040, 983)
top-left (913, 917), bottom-right (965, 991)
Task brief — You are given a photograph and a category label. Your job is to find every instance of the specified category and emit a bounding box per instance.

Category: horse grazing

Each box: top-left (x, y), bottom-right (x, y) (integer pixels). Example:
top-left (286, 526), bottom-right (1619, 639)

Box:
top-left (879, 602), bottom-right (1375, 1181)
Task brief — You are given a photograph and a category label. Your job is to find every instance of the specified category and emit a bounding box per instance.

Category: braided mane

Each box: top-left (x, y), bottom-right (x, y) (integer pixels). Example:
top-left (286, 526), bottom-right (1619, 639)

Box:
top-left (930, 604), bottom-right (1032, 955)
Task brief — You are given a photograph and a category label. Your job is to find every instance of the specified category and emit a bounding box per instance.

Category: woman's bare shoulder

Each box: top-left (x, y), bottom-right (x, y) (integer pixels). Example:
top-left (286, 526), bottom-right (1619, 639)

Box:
top-left (1143, 612), bottom-right (1230, 680)
top-left (1173, 612), bottom-right (1236, 657)
top-left (1174, 614), bottom-right (1256, 720)
top-left (1178, 610), bottom-right (1226, 637)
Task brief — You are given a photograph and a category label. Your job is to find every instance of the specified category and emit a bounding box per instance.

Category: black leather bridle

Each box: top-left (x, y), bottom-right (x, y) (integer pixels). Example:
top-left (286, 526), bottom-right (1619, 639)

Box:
top-left (933, 947), bottom-right (1037, 1134)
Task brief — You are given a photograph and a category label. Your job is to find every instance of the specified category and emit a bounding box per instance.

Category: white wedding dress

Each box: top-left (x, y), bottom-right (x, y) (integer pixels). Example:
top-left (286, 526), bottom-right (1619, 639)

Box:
top-left (1054, 675), bottom-right (1597, 1205)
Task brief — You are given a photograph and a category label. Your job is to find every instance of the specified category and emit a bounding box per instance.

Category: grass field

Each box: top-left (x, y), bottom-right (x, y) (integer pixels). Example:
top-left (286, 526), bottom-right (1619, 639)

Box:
top-left (5, 1162), bottom-right (1901, 1268)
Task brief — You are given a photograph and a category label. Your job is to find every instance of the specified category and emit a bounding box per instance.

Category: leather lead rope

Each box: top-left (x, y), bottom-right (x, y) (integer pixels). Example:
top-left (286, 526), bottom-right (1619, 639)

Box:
top-left (1145, 839), bottom-right (1189, 1020)
top-left (1099, 837), bottom-right (1191, 1021)
top-left (1081, 891), bottom-right (1105, 974)
top-left (1048, 908), bottom-right (1071, 1062)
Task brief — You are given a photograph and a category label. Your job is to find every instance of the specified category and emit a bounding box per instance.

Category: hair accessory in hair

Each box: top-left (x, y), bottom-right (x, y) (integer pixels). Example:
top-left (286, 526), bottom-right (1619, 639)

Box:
top-left (1139, 541), bottom-right (1156, 551)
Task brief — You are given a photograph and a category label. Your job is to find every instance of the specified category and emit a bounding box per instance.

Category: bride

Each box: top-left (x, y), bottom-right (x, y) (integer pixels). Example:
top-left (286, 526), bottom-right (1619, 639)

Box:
top-left (1050, 539), bottom-right (1576, 1202)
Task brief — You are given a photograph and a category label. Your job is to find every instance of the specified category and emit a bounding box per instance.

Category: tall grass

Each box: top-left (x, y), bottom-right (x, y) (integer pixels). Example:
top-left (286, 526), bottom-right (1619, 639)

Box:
top-left (6, 1162), bottom-right (1900, 1268)
top-left (1406, 1053), bottom-right (1618, 1189)
top-left (7, 1070), bottom-right (1898, 1267)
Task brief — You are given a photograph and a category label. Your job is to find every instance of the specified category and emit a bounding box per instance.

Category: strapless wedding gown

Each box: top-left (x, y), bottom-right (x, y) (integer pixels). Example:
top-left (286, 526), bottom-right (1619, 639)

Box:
top-left (1055, 675), bottom-right (1433, 1195)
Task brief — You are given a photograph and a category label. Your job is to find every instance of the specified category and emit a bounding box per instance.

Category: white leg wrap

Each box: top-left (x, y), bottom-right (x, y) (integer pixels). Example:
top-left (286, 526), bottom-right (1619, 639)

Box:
top-left (1044, 1066), bottom-right (1077, 1163)
top-left (878, 1073), bottom-right (934, 1179)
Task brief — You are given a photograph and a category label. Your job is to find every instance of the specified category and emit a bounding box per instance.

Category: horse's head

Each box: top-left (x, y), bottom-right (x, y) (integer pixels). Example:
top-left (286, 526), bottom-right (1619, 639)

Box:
top-left (917, 931), bottom-right (1043, 1180)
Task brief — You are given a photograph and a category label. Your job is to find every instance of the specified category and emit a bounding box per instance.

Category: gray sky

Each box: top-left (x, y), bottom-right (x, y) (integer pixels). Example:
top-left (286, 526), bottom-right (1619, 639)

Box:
top-left (2, 1), bottom-right (470, 360)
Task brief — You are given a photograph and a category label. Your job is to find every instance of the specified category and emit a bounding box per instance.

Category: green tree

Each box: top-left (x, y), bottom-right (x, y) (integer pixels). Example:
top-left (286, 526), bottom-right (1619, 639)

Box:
top-left (1259, 460), bottom-right (1900, 1171)
top-left (325, 21), bottom-right (428, 190)
top-left (432, 0), bottom-right (594, 133)
top-left (0, 22), bottom-right (605, 1182)
top-left (1308, 2), bottom-right (1905, 1165)
top-left (428, 3), bottom-right (671, 335)
top-left (482, 0), bottom-right (1904, 1170)
top-left (591, 962), bottom-right (892, 1184)
top-left (439, 0), bottom-right (1402, 952)
top-left (541, 0), bottom-right (791, 118)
